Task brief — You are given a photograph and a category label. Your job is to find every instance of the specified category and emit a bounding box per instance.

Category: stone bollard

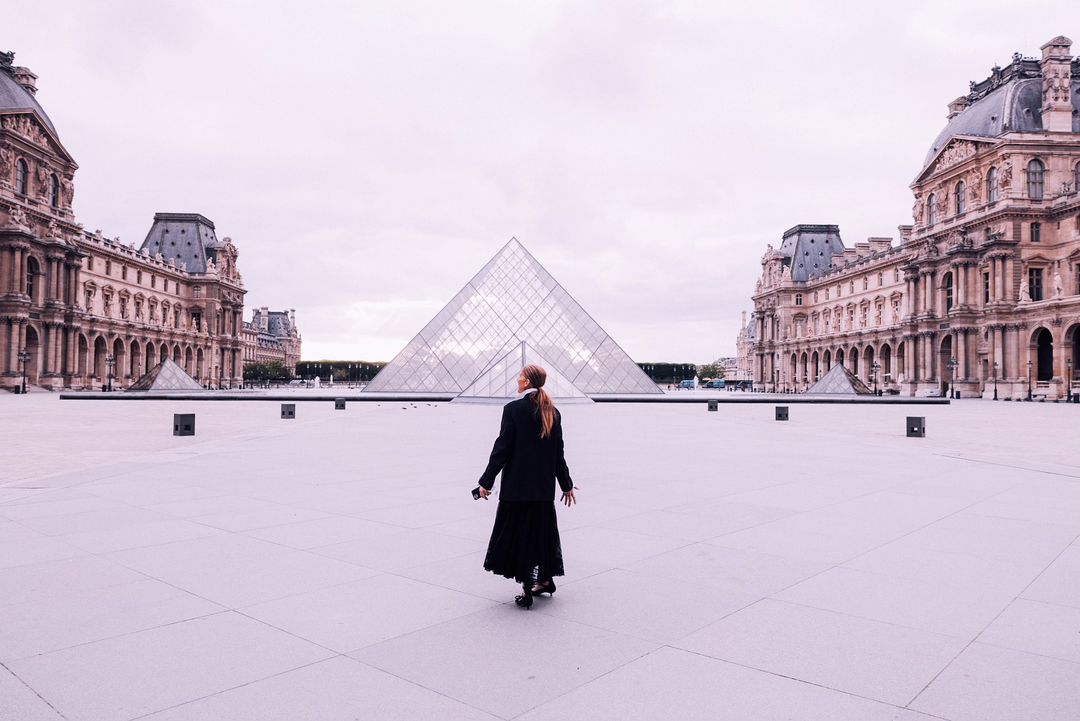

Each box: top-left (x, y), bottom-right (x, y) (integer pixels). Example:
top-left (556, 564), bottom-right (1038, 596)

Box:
top-left (775, 406), bottom-right (789, 421)
top-left (906, 416), bottom-right (925, 438)
top-left (281, 403), bottom-right (295, 419)
top-left (173, 413), bottom-right (195, 436)
top-left (335, 398), bottom-right (346, 410)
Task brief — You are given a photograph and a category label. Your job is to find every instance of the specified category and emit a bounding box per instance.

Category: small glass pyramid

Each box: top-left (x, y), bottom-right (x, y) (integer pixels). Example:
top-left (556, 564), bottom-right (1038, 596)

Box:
top-left (804, 363), bottom-right (873, 395)
top-left (366, 238), bottom-right (660, 397)
top-left (126, 358), bottom-right (204, 392)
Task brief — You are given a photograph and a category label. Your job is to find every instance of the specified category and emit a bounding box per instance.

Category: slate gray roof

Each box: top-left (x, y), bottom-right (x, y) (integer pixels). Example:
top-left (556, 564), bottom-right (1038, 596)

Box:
top-left (923, 60), bottom-right (1080, 170)
top-left (139, 213), bottom-right (219, 274)
top-left (778, 225), bottom-right (846, 282)
top-left (266, 312), bottom-right (292, 337)
top-left (0, 61), bottom-right (58, 137)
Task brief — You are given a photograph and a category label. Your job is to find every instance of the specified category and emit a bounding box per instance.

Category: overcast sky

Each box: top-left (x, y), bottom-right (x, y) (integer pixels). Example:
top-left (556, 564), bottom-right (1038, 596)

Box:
top-left (6, 2), bottom-right (1074, 362)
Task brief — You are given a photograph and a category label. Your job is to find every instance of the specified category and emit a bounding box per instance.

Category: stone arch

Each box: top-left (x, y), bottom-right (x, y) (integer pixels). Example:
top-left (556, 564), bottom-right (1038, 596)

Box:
top-left (1066, 323), bottom-right (1080, 385)
top-left (184, 346), bottom-right (194, 375)
top-left (835, 348), bottom-right (844, 367)
top-left (196, 347), bottom-right (205, 382)
top-left (1031, 327), bottom-right (1054, 382)
top-left (800, 351), bottom-right (809, 385)
top-left (863, 344), bottom-right (876, 383)
top-left (92, 335), bottom-right (108, 381)
top-left (77, 333), bottom-right (89, 381)
top-left (939, 333), bottom-right (954, 395)
top-left (880, 343), bottom-right (893, 383)
top-left (129, 339), bottom-right (141, 379)
top-left (112, 337), bottom-right (126, 388)
top-left (144, 341), bottom-right (155, 375)
top-left (850, 347), bottom-right (860, 377)
top-left (811, 350), bottom-right (820, 380)
top-left (23, 324), bottom-right (41, 385)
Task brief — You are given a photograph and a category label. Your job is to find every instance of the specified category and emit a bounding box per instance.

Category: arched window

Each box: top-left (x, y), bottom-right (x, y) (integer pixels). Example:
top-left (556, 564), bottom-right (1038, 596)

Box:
top-left (944, 272), bottom-right (954, 311)
top-left (955, 181), bottom-right (966, 215)
top-left (927, 193), bottom-right (937, 225)
top-left (1027, 159), bottom-right (1045, 199)
top-left (1074, 162), bottom-right (1080, 194)
top-left (986, 167), bottom-right (998, 202)
top-left (49, 174), bottom-right (60, 208)
top-left (15, 159), bottom-right (28, 195)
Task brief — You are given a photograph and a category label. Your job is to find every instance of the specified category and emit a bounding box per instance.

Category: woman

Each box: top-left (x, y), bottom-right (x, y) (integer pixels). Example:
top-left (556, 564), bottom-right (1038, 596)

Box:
top-left (476, 364), bottom-right (576, 609)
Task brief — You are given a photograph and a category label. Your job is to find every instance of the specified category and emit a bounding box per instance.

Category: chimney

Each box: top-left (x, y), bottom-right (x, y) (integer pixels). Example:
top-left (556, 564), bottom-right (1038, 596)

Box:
top-left (946, 96), bottom-right (968, 119)
top-left (12, 66), bottom-right (37, 96)
top-left (898, 225), bottom-right (914, 244)
top-left (1040, 36), bottom-right (1073, 132)
top-left (741, 310), bottom-right (747, 328)
top-left (259, 307), bottom-right (269, 331)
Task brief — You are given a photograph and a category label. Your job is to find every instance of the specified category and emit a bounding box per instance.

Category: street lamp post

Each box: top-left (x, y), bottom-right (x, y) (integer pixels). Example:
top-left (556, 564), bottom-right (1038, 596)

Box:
top-left (1067, 358), bottom-right (1074, 403)
top-left (1027, 359), bottom-right (1033, 401)
top-left (105, 354), bottom-right (115, 392)
top-left (872, 360), bottom-right (880, 396)
top-left (947, 357), bottom-right (958, 399)
top-left (17, 348), bottom-right (30, 394)
top-left (992, 361), bottom-right (999, 401)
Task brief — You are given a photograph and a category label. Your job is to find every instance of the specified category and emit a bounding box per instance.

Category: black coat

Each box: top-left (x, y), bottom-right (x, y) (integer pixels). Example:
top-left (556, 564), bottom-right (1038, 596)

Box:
top-left (478, 395), bottom-right (573, 501)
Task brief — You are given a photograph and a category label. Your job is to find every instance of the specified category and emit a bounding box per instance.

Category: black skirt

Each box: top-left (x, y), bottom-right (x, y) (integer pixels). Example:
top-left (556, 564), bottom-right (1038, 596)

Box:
top-left (483, 501), bottom-right (564, 584)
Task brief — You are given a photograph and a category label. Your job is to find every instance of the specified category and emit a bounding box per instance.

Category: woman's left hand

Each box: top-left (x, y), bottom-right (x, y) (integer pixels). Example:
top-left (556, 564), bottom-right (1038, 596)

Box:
top-left (561, 488), bottom-right (577, 507)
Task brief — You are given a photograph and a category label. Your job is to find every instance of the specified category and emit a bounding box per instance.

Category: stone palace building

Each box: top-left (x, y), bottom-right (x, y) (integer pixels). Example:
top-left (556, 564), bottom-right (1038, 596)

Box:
top-left (241, 308), bottom-right (302, 371)
top-left (0, 52), bottom-right (300, 391)
top-left (749, 36), bottom-right (1080, 399)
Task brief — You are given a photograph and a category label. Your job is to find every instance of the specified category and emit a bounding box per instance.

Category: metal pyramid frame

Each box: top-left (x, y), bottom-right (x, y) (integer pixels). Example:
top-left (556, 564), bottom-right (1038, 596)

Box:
top-left (804, 363), bottom-right (873, 395)
top-left (456, 341), bottom-right (589, 401)
top-left (366, 238), bottom-right (660, 397)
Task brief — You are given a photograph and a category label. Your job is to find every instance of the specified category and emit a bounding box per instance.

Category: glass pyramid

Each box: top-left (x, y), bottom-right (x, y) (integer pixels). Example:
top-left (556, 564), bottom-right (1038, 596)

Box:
top-left (366, 238), bottom-right (660, 397)
top-left (126, 358), bottom-right (204, 392)
top-left (804, 363), bottom-right (873, 395)
top-left (457, 341), bottom-right (589, 400)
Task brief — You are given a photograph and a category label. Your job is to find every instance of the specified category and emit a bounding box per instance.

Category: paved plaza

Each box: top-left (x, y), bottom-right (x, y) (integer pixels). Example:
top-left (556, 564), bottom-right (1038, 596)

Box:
top-left (2, 393), bottom-right (1079, 721)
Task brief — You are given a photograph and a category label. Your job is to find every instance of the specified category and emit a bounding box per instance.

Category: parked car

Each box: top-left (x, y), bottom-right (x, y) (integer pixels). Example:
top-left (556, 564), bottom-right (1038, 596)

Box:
top-left (678, 380), bottom-right (696, 389)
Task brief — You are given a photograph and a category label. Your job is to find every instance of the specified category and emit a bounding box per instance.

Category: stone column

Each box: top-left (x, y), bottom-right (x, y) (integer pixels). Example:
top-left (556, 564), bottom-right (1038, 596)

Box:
top-left (959, 330), bottom-right (967, 379)
top-left (1002, 255), bottom-right (1010, 302)
top-left (0, 249), bottom-right (9, 294)
top-left (954, 265), bottom-right (963, 309)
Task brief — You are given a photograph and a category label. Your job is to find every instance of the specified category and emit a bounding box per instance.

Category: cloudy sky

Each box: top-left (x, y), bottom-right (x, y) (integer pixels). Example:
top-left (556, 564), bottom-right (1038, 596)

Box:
top-left (6, 1), bottom-right (1073, 361)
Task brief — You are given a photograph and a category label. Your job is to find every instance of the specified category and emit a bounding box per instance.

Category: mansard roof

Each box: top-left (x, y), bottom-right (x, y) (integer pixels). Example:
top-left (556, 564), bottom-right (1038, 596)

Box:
top-left (139, 213), bottom-right (220, 274)
top-left (0, 54), bottom-right (58, 137)
top-left (923, 53), bottom-right (1080, 170)
top-left (778, 225), bottom-right (845, 282)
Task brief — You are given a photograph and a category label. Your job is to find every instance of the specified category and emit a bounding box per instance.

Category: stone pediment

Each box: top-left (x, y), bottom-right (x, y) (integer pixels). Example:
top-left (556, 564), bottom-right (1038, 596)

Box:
top-left (918, 136), bottom-right (990, 181)
top-left (0, 112), bottom-right (74, 163)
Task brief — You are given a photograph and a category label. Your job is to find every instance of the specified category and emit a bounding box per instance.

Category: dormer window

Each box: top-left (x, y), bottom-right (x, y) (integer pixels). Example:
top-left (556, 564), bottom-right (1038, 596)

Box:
top-left (927, 193), bottom-right (937, 225)
top-left (1026, 159), bottom-right (1044, 199)
top-left (49, 174), bottom-right (60, 208)
top-left (15, 159), bottom-right (28, 195)
top-left (986, 167), bottom-right (998, 202)
top-left (955, 181), bottom-right (966, 215)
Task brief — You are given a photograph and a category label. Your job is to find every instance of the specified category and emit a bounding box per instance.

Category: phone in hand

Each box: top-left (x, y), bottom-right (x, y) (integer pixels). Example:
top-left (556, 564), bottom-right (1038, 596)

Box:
top-left (471, 487), bottom-right (483, 500)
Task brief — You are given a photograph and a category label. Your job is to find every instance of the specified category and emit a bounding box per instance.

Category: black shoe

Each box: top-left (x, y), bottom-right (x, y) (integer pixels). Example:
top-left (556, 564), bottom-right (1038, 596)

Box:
top-left (514, 583), bottom-right (533, 609)
top-left (531, 579), bottom-right (557, 596)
